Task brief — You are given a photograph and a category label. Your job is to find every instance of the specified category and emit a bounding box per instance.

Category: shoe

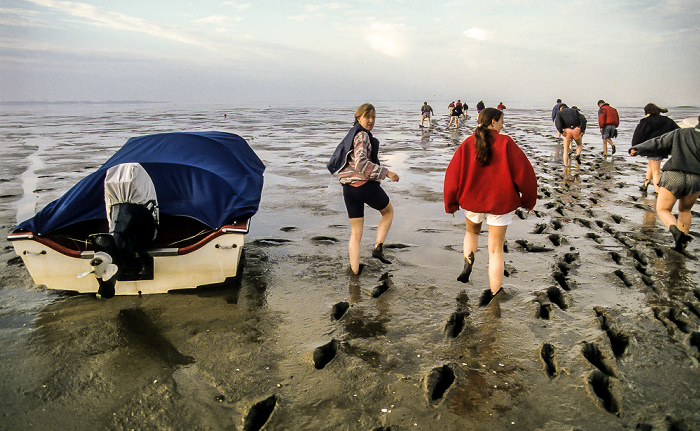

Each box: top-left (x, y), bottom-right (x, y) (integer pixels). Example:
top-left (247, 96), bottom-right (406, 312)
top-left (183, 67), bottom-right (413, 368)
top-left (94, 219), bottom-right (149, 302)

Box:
top-left (575, 154), bottom-right (581, 164)
top-left (457, 252), bottom-right (474, 283)
top-left (372, 244), bottom-right (392, 264)
top-left (670, 225), bottom-right (692, 252)
top-left (611, 144), bottom-right (616, 155)
top-left (640, 179), bottom-right (651, 191)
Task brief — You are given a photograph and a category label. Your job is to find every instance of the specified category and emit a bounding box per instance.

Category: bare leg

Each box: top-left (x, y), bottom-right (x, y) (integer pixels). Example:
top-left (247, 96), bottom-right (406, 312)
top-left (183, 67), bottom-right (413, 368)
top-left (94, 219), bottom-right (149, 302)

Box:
top-left (458, 217), bottom-right (481, 282)
top-left (677, 191), bottom-right (700, 234)
top-left (649, 160), bottom-right (662, 193)
top-left (487, 225), bottom-right (507, 294)
top-left (375, 202), bottom-right (394, 247)
top-left (656, 188), bottom-right (679, 229)
top-left (574, 137), bottom-right (583, 158)
top-left (349, 217), bottom-right (364, 274)
top-left (563, 137), bottom-right (572, 165)
top-left (464, 217), bottom-right (482, 260)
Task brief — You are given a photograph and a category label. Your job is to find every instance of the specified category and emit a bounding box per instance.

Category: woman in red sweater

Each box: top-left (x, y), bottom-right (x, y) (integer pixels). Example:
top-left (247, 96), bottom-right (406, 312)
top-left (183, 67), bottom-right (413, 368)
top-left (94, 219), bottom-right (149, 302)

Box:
top-left (444, 108), bottom-right (537, 298)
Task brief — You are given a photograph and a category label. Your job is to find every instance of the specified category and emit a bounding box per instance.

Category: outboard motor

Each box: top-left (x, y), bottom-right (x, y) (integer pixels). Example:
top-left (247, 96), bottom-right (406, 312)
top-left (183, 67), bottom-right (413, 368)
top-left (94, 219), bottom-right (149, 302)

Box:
top-left (89, 163), bottom-right (159, 297)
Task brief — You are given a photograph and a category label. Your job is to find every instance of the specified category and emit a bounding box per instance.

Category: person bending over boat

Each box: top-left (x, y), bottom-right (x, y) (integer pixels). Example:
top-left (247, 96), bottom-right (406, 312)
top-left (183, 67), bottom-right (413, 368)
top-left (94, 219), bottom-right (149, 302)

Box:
top-left (327, 103), bottom-right (400, 275)
top-left (444, 107), bottom-right (537, 298)
top-left (629, 116), bottom-right (700, 252)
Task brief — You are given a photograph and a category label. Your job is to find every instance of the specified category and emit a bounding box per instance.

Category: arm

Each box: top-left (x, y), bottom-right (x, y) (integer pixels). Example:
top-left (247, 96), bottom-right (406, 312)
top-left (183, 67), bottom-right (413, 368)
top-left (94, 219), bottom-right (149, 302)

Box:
top-left (443, 145), bottom-right (464, 213)
top-left (507, 140), bottom-right (538, 210)
top-left (554, 113), bottom-right (563, 133)
top-left (630, 129), bottom-right (678, 158)
top-left (579, 113), bottom-right (587, 134)
top-left (352, 131), bottom-right (388, 180)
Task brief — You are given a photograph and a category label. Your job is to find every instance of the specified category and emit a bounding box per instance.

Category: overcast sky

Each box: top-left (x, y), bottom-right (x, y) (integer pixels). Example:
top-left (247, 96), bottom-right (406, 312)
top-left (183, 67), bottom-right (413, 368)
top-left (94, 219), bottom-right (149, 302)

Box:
top-left (1, 0), bottom-right (698, 107)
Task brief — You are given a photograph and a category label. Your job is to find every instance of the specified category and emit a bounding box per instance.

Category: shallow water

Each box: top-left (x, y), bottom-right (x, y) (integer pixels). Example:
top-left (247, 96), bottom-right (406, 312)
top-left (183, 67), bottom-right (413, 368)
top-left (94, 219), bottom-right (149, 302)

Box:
top-left (1, 101), bottom-right (699, 430)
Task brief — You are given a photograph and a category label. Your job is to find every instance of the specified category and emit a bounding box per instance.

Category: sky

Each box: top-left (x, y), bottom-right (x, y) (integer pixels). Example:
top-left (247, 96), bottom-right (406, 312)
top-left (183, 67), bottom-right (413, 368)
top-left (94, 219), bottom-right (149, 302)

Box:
top-left (1, 0), bottom-right (699, 107)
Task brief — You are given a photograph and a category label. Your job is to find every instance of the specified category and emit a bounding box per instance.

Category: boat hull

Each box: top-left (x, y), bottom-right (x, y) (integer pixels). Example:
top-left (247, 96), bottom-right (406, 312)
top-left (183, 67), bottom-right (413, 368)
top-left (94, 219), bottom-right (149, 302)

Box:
top-left (8, 223), bottom-right (248, 295)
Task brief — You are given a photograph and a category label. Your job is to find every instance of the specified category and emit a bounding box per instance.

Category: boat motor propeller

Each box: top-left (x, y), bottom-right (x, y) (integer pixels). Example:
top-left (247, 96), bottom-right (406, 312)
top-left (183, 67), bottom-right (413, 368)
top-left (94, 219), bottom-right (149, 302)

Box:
top-left (77, 251), bottom-right (118, 299)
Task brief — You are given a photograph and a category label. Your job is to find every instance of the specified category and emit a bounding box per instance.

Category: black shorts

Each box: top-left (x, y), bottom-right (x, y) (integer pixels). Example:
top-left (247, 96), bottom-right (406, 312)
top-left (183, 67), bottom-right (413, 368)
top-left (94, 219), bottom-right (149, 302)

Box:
top-left (659, 171), bottom-right (700, 198)
top-left (342, 181), bottom-right (390, 219)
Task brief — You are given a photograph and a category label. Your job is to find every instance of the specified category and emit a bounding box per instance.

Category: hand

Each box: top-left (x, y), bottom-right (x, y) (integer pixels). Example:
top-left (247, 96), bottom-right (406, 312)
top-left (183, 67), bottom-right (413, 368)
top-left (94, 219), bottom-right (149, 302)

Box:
top-left (629, 149), bottom-right (638, 156)
top-left (387, 171), bottom-right (400, 182)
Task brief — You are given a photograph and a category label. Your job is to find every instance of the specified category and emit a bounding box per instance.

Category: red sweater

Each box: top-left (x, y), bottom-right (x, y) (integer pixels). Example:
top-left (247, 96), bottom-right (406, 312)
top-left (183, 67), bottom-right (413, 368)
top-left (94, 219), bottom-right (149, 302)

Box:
top-left (598, 104), bottom-right (620, 128)
top-left (444, 130), bottom-right (537, 215)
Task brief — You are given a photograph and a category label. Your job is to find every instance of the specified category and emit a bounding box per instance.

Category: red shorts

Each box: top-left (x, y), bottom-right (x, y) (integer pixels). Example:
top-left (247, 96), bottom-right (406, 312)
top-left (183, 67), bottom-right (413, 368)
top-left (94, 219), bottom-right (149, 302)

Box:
top-left (562, 127), bottom-right (583, 140)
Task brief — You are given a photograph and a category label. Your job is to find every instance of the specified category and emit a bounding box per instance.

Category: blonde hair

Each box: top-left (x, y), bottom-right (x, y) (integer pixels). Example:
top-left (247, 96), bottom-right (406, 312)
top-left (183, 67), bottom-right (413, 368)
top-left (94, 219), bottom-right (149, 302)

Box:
top-left (354, 103), bottom-right (376, 121)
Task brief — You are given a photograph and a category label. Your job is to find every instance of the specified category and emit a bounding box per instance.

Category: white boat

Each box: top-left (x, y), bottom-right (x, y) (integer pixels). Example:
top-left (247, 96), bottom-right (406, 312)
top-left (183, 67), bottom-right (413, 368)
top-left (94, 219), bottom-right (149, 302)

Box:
top-left (9, 131), bottom-right (265, 297)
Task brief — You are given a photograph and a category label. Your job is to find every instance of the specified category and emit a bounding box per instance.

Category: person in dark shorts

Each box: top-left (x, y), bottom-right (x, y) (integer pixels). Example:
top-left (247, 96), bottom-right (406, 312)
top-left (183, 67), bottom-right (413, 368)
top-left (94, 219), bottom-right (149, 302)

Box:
top-left (331, 103), bottom-right (400, 274)
top-left (631, 103), bottom-right (680, 193)
top-left (629, 115), bottom-right (700, 252)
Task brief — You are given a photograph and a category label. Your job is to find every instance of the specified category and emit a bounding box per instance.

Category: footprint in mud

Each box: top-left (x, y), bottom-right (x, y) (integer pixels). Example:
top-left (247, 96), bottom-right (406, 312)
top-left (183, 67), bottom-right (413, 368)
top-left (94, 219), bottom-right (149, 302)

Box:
top-left (611, 214), bottom-right (623, 224)
top-left (550, 219), bottom-right (563, 231)
top-left (251, 238), bottom-right (292, 247)
top-left (444, 311), bottom-right (469, 338)
top-left (587, 370), bottom-right (621, 416)
top-left (689, 332), bottom-right (700, 359)
top-left (313, 339), bottom-right (339, 370)
top-left (279, 226), bottom-right (298, 232)
top-left (613, 269), bottom-right (634, 287)
top-left (594, 307), bottom-right (630, 357)
top-left (331, 301), bottom-right (350, 321)
top-left (548, 233), bottom-right (566, 247)
top-left (540, 343), bottom-right (557, 378)
top-left (552, 270), bottom-right (572, 291)
top-left (385, 243), bottom-right (413, 250)
top-left (653, 306), bottom-right (697, 335)
top-left (609, 251), bottom-right (622, 264)
top-left (515, 239), bottom-right (553, 253)
top-left (574, 217), bottom-right (594, 229)
top-left (534, 298), bottom-right (553, 320)
top-left (118, 308), bottom-right (195, 366)
top-left (581, 342), bottom-right (617, 377)
top-left (311, 236), bottom-right (340, 244)
top-left (242, 394), bottom-right (277, 431)
top-left (586, 232), bottom-right (604, 244)
top-left (371, 273), bottom-right (393, 298)
top-left (426, 364), bottom-right (455, 403)
top-left (546, 286), bottom-right (568, 310)
top-left (532, 223), bottom-right (548, 234)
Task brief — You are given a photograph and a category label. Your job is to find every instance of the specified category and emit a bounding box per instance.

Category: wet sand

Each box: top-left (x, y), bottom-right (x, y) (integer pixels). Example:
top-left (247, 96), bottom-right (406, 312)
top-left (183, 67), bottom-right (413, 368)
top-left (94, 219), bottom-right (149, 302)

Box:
top-left (1, 102), bottom-right (699, 430)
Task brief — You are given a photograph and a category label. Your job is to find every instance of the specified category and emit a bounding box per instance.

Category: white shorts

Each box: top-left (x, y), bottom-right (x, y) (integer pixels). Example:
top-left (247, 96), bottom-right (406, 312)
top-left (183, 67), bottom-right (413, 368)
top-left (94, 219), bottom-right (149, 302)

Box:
top-left (465, 210), bottom-right (513, 226)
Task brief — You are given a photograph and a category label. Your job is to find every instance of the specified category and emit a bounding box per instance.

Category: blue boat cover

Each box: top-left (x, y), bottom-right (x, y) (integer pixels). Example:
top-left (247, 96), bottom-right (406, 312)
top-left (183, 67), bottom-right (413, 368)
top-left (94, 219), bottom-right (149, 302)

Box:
top-left (16, 131), bottom-right (265, 235)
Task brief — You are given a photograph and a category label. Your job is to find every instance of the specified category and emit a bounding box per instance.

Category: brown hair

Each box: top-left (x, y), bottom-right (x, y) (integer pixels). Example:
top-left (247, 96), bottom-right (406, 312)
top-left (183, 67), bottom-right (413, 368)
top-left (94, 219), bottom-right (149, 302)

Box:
top-left (643, 103), bottom-right (668, 116)
top-left (474, 107), bottom-right (504, 165)
top-left (354, 103), bottom-right (376, 122)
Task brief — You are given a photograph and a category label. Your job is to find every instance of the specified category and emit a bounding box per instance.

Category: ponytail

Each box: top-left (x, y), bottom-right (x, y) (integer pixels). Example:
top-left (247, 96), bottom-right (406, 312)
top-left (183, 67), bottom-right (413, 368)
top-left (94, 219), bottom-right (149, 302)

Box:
top-left (474, 107), bottom-right (503, 165)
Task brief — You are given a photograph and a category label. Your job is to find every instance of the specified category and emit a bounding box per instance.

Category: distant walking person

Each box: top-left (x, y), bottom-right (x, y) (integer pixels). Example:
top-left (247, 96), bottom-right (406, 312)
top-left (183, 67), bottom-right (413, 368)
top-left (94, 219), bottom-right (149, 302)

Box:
top-left (631, 103), bottom-right (679, 193)
top-left (420, 102), bottom-right (434, 128)
top-left (327, 103), bottom-right (400, 275)
top-left (448, 103), bottom-right (463, 129)
top-left (552, 99), bottom-right (563, 138)
top-left (629, 116), bottom-right (700, 252)
top-left (555, 104), bottom-right (587, 166)
top-left (497, 102), bottom-right (506, 110)
top-left (444, 107), bottom-right (538, 298)
top-left (598, 100), bottom-right (620, 156)
top-left (476, 100), bottom-right (485, 113)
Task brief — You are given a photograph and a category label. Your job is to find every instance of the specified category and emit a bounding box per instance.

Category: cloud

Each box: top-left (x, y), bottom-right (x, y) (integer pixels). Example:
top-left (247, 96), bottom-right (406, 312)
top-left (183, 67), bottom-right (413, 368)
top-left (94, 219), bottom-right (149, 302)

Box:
top-left (25, 0), bottom-right (215, 49)
top-left (222, 1), bottom-right (251, 11)
top-left (464, 27), bottom-right (488, 41)
top-left (366, 22), bottom-right (407, 57)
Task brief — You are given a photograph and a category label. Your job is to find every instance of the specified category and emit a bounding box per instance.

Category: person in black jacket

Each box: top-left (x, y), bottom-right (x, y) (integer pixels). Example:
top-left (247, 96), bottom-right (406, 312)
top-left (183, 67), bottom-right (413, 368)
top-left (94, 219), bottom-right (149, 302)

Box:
top-left (630, 116), bottom-right (700, 252)
top-left (555, 104), bottom-right (587, 166)
top-left (631, 103), bottom-right (680, 193)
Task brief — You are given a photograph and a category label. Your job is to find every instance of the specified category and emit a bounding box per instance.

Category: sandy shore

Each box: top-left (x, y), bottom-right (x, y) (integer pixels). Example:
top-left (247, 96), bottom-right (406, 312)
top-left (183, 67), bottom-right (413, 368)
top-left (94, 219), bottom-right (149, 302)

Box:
top-left (1, 104), bottom-right (699, 430)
